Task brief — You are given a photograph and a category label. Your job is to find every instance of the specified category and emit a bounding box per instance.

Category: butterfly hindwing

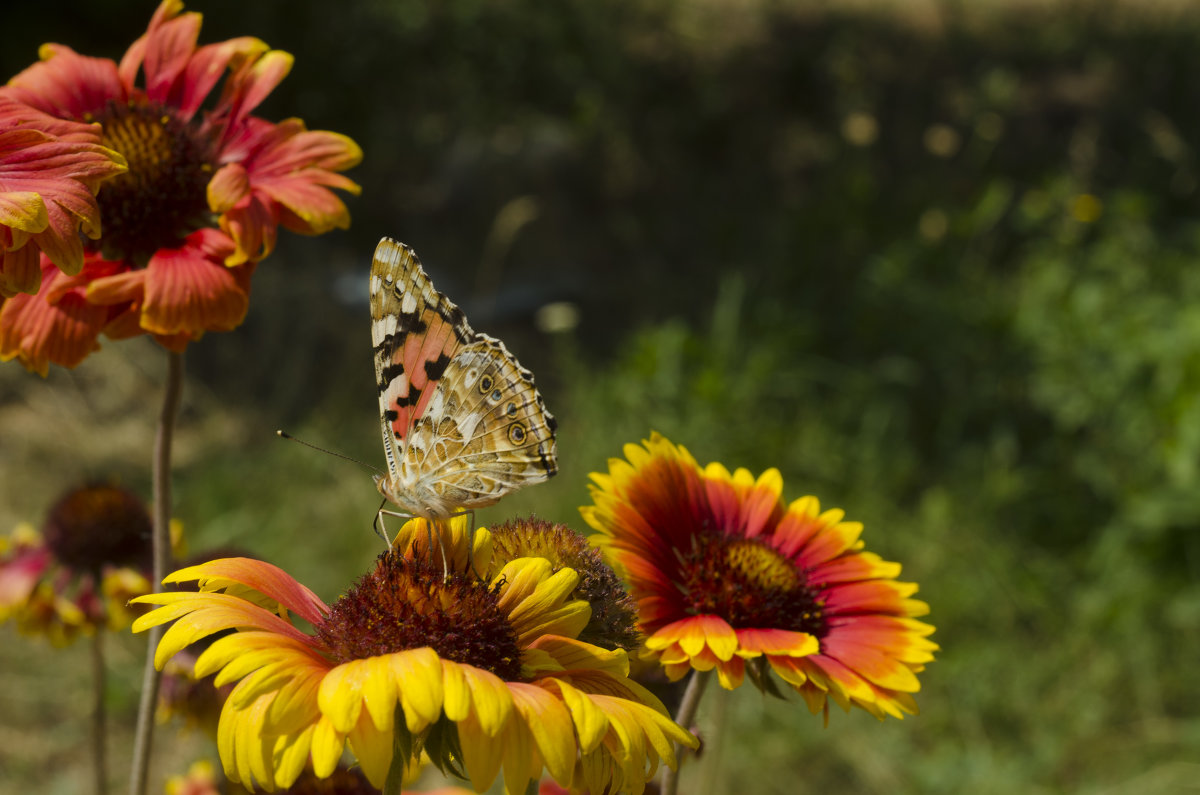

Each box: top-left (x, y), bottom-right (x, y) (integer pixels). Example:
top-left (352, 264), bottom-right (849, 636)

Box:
top-left (369, 237), bottom-right (558, 519)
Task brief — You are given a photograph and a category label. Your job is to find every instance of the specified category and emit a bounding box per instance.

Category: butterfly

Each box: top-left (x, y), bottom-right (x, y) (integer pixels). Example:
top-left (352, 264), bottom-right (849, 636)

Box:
top-left (370, 237), bottom-right (558, 523)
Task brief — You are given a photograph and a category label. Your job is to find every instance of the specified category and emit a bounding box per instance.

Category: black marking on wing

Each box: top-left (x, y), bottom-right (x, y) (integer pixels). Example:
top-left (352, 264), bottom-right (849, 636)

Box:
top-left (378, 362), bottom-right (406, 393)
top-left (383, 409), bottom-right (399, 423)
top-left (440, 304), bottom-right (472, 344)
top-left (393, 390), bottom-right (421, 407)
top-left (398, 310), bottom-right (427, 335)
top-left (373, 331), bottom-right (404, 356)
top-left (424, 353), bottom-right (451, 382)
top-left (539, 445), bottom-right (558, 477)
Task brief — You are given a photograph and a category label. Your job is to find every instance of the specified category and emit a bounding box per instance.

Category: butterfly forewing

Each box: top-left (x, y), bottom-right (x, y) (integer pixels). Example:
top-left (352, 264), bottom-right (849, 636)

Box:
top-left (369, 237), bottom-right (558, 519)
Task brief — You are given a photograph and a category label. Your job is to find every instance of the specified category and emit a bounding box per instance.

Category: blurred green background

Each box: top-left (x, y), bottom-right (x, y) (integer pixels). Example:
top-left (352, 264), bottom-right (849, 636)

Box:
top-left (2, 0), bottom-right (1199, 793)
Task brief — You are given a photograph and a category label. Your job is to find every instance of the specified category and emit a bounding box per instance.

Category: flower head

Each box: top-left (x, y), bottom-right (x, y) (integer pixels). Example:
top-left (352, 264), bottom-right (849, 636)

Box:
top-left (581, 433), bottom-right (938, 721)
top-left (0, 484), bottom-right (155, 644)
top-left (0, 0), bottom-right (360, 373)
top-left (134, 518), bottom-right (696, 794)
top-left (0, 96), bottom-right (126, 297)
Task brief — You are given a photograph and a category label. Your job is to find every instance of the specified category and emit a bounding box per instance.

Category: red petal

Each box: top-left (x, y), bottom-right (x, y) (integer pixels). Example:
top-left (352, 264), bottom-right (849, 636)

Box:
top-left (0, 265), bottom-right (109, 375)
top-left (139, 230), bottom-right (249, 335)
top-left (0, 243), bottom-right (41, 296)
top-left (141, 11), bottom-right (203, 106)
top-left (3, 44), bottom-right (126, 120)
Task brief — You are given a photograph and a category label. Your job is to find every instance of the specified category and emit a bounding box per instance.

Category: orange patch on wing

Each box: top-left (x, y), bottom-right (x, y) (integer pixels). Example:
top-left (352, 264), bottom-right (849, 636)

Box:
top-left (388, 311), bottom-right (458, 441)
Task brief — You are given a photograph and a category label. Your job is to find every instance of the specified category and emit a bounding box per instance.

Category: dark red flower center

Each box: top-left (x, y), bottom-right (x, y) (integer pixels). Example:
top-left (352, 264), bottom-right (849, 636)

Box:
top-left (316, 550), bottom-right (524, 682)
top-left (91, 100), bottom-right (214, 264)
top-left (678, 536), bottom-right (827, 637)
top-left (42, 484), bottom-right (152, 573)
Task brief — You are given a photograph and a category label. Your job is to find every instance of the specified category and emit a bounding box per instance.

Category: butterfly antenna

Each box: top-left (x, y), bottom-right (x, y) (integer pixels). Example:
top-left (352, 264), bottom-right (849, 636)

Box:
top-left (276, 430), bottom-right (384, 475)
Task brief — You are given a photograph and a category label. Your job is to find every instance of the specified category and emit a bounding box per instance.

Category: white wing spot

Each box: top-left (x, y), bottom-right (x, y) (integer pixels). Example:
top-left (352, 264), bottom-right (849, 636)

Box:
top-left (401, 293), bottom-right (418, 313)
top-left (376, 315), bottom-right (398, 336)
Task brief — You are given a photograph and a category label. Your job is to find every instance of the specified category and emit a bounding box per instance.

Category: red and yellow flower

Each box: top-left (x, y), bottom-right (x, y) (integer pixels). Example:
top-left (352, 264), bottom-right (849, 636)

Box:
top-left (0, 0), bottom-right (360, 374)
top-left (0, 96), bottom-right (127, 298)
top-left (581, 433), bottom-right (938, 721)
top-left (134, 517), bottom-right (696, 794)
top-left (0, 484), bottom-right (157, 645)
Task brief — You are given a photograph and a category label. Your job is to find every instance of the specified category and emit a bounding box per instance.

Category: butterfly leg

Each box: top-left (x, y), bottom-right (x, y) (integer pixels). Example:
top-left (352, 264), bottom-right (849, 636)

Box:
top-left (460, 509), bottom-right (479, 578)
top-left (428, 517), bottom-right (452, 581)
top-left (376, 506), bottom-right (425, 551)
top-left (373, 498), bottom-right (393, 546)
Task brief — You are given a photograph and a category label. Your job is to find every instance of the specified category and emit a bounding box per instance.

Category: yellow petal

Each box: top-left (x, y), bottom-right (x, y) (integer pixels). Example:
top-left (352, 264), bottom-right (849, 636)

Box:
top-left (393, 647), bottom-right (444, 731)
top-left (461, 664), bottom-right (513, 735)
top-left (457, 711), bottom-right (505, 792)
top-left (494, 557), bottom-right (554, 613)
top-left (510, 683), bottom-right (575, 784)
top-left (309, 714), bottom-right (344, 778)
top-left (441, 659), bottom-right (471, 721)
top-left (554, 680), bottom-right (609, 753)
top-left (347, 709), bottom-right (394, 789)
top-left (271, 725), bottom-right (314, 790)
top-left (361, 654), bottom-right (398, 732)
top-left (317, 659), bottom-right (367, 734)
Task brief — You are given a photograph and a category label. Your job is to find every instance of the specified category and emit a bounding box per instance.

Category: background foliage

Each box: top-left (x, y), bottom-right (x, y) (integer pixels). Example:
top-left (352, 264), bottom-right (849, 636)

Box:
top-left (2, 1), bottom-right (1199, 793)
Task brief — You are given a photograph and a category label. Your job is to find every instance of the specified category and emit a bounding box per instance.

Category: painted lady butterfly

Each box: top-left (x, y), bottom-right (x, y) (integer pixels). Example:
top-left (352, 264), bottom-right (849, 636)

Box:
top-left (370, 237), bottom-right (558, 521)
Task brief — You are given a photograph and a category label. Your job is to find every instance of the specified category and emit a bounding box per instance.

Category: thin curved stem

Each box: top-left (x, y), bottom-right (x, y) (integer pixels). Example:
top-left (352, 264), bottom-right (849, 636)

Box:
top-left (91, 629), bottom-right (107, 795)
top-left (128, 351), bottom-right (184, 795)
top-left (661, 669), bottom-right (713, 795)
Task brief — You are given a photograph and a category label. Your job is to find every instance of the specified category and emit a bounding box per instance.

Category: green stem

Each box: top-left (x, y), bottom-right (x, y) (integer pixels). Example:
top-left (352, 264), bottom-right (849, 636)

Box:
top-left (91, 629), bottom-right (107, 795)
top-left (128, 351), bottom-right (184, 795)
top-left (661, 669), bottom-right (713, 795)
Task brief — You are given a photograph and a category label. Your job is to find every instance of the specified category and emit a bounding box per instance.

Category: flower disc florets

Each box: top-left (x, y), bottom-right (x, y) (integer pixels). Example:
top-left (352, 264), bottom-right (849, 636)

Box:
top-left (680, 535), bottom-right (828, 638)
top-left (92, 100), bottom-right (214, 263)
top-left (42, 483), bottom-right (151, 572)
top-left (316, 550), bottom-right (523, 682)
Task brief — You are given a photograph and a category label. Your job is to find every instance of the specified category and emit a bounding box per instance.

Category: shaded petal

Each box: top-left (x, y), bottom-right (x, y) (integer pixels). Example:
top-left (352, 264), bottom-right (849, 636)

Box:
top-left (552, 679), bottom-right (609, 754)
top-left (347, 709), bottom-right (393, 790)
top-left (456, 711), bottom-right (506, 793)
top-left (0, 243), bottom-right (41, 297)
top-left (310, 714), bottom-right (345, 779)
top-left (509, 682), bottom-right (576, 785)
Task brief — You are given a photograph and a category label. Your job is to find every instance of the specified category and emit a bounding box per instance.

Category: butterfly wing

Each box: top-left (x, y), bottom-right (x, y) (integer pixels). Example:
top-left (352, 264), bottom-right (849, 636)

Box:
top-left (370, 237), bottom-right (558, 518)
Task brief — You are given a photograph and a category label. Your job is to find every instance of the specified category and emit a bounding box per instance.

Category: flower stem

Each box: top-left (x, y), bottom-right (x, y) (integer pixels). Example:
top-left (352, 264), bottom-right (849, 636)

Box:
top-left (128, 351), bottom-right (184, 795)
top-left (661, 669), bottom-right (713, 795)
top-left (91, 630), bottom-right (107, 795)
